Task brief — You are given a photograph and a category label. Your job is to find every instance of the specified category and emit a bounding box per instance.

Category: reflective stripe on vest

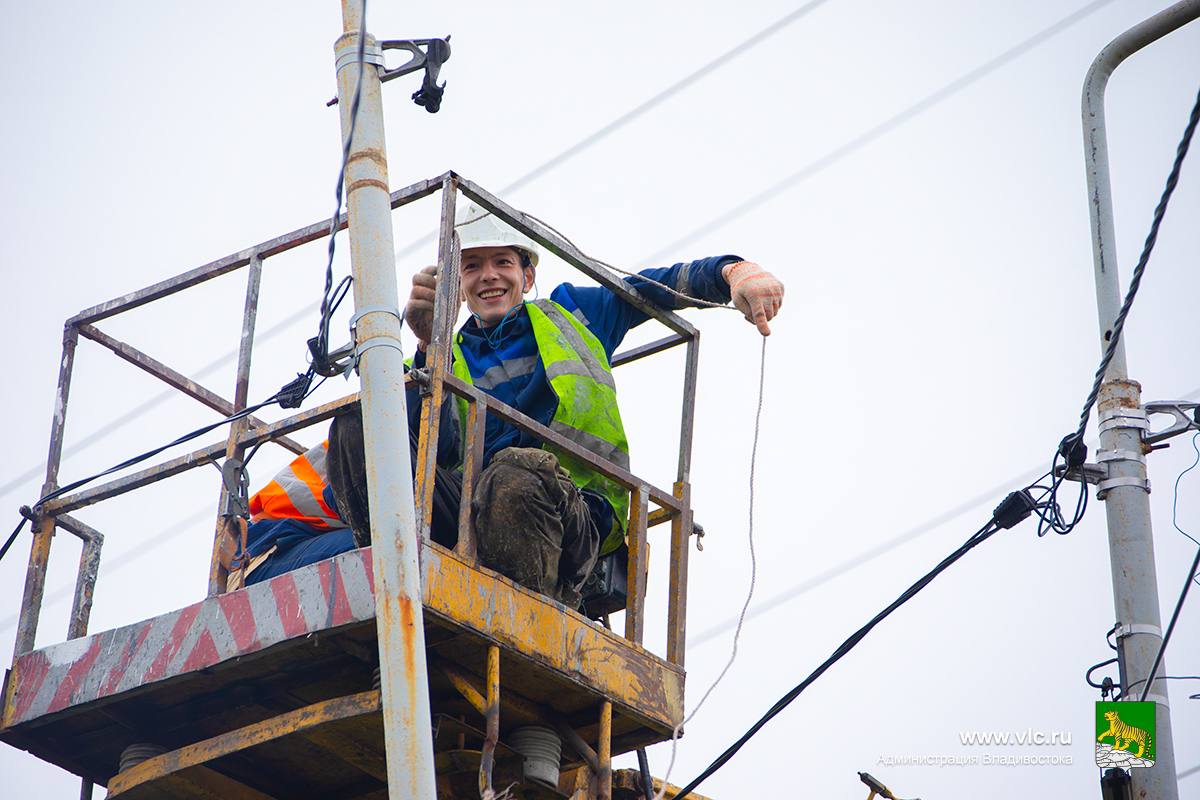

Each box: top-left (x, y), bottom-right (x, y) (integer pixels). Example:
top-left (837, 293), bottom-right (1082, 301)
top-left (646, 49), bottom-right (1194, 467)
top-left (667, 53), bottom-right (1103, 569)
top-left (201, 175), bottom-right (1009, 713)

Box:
top-left (452, 299), bottom-right (631, 554)
top-left (249, 440), bottom-right (346, 530)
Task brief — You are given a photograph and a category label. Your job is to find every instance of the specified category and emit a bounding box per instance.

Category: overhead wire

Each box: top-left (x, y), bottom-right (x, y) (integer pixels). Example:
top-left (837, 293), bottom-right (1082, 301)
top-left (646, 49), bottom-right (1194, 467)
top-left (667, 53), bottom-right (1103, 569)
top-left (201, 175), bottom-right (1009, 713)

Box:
top-left (1171, 433), bottom-right (1200, 588)
top-left (1138, 547), bottom-right (1200, 702)
top-left (1036, 82), bottom-right (1200, 541)
top-left (311, 3), bottom-right (369, 376)
top-left (2, 8), bottom-right (372, 568)
top-left (1, 1), bottom-right (828, 509)
top-left (670, 71), bottom-right (1200, 800)
top-left (641, 0), bottom-right (1121, 264)
top-left (3, 0), bottom-right (1119, 517)
top-left (673, 517), bottom-right (1005, 800)
top-left (652, 338), bottom-right (766, 800)
top-left (690, 385), bottom-right (1200, 647)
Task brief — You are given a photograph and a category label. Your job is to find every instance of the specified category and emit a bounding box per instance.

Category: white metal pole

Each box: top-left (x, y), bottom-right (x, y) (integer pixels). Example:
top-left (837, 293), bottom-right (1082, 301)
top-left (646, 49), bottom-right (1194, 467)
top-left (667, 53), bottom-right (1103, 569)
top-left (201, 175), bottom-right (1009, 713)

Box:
top-left (1081, 3), bottom-right (1200, 797)
top-left (335, 2), bottom-right (437, 796)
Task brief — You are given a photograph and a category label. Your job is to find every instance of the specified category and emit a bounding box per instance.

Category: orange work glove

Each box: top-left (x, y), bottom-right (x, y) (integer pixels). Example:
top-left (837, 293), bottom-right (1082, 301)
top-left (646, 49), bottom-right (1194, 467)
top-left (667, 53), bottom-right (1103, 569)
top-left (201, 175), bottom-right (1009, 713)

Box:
top-left (722, 261), bottom-right (784, 336)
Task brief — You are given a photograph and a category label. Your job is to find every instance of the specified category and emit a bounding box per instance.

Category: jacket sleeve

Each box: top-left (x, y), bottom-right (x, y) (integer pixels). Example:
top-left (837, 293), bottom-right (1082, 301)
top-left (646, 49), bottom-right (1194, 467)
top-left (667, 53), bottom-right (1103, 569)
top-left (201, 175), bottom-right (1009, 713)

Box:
top-left (551, 254), bottom-right (740, 358)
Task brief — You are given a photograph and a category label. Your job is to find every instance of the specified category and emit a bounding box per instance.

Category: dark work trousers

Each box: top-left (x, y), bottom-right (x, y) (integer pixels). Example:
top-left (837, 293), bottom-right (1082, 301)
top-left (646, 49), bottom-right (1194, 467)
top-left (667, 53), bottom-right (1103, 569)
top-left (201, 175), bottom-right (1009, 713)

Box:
top-left (327, 411), bottom-right (600, 608)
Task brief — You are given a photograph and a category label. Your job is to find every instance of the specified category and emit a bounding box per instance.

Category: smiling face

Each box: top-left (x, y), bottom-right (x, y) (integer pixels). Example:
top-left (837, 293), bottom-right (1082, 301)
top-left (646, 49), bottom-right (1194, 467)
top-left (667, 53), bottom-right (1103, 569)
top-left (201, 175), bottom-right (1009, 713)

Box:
top-left (460, 246), bottom-right (535, 327)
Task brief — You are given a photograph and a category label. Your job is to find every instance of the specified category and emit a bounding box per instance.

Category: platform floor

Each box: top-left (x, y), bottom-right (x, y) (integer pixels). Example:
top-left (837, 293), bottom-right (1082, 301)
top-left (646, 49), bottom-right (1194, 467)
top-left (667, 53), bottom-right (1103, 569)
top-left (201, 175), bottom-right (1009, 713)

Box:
top-left (1, 542), bottom-right (684, 795)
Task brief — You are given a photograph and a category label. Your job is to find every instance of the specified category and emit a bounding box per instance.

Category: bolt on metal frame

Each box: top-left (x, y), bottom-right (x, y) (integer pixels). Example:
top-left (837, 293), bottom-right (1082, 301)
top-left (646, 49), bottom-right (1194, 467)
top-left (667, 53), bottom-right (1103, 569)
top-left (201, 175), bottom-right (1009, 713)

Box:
top-left (11, 168), bottom-right (700, 680)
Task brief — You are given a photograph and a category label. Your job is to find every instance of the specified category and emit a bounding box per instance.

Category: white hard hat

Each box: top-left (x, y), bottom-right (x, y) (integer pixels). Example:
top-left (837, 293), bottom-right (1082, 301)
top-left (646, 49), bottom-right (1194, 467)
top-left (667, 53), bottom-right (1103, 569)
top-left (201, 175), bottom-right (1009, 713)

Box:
top-left (455, 203), bottom-right (540, 267)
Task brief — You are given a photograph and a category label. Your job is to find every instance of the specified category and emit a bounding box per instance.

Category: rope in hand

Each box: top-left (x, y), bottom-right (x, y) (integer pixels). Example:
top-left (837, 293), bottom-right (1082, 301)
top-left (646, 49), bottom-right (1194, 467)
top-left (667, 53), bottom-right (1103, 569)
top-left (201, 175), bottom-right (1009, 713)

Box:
top-left (507, 207), bottom-right (773, 798)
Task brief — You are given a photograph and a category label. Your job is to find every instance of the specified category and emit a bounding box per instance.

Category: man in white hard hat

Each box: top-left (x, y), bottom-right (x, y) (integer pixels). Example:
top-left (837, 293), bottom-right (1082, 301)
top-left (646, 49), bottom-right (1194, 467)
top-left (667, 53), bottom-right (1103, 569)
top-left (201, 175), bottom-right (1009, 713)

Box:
top-left (243, 204), bottom-right (782, 608)
top-left (323, 205), bottom-right (783, 607)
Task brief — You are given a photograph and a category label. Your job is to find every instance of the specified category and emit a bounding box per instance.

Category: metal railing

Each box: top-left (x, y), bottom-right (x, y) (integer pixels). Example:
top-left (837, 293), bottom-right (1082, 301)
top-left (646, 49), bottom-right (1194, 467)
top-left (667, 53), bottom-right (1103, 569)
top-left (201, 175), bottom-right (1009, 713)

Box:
top-left (12, 171), bottom-right (698, 669)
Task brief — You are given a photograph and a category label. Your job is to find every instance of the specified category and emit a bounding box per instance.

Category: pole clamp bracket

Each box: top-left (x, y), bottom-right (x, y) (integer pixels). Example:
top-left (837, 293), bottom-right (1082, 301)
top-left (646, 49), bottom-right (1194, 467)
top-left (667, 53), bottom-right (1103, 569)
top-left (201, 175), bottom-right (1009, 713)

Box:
top-left (1096, 448), bottom-right (1146, 466)
top-left (1098, 407), bottom-right (1149, 435)
top-left (329, 37), bottom-right (452, 113)
top-left (1114, 622), bottom-right (1161, 641)
top-left (334, 41), bottom-right (386, 74)
top-left (1096, 475), bottom-right (1151, 500)
top-left (353, 336), bottom-right (405, 360)
top-left (1143, 401), bottom-right (1200, 445)
top-left (349, 304), bottom-right (404, 331)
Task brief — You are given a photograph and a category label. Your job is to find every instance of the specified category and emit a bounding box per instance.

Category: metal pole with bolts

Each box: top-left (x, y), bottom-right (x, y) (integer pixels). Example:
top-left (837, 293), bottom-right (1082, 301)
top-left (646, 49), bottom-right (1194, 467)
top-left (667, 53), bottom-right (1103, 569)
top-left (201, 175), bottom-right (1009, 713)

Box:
top-left (1082, 2), bottom-right (1200, 797)
top-left (335, 1), bottom-right (437, 796)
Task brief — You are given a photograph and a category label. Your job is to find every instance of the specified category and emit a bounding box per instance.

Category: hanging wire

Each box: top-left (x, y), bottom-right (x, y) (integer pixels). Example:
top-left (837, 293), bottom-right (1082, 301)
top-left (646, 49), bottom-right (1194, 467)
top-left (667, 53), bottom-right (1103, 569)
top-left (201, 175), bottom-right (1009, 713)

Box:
top-left (653, 337), bottom-right (766, 800)
top-left (312, 0), bottom-right (370, 375)
top-left (1171, 433), bottom-right (1200, 588)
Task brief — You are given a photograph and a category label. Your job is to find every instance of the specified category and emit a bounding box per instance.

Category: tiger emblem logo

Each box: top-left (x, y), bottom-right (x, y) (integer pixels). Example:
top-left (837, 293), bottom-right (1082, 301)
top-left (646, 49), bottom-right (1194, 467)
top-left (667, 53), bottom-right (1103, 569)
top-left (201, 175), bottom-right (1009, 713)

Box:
top-left (1097, 710), bottom-right (1152, 759)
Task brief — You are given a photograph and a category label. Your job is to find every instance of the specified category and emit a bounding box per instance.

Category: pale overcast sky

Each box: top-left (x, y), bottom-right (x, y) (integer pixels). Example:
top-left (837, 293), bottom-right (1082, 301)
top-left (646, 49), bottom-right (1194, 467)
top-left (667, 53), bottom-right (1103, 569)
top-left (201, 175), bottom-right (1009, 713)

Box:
top-left (2, 1), bottom-right (1199, 797)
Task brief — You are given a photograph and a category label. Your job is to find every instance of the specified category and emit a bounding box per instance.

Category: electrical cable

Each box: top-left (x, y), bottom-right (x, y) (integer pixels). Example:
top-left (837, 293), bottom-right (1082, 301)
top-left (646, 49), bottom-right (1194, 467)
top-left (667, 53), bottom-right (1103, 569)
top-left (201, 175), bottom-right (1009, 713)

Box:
top-left (1171, 433), bottom-right (1200, 588)
top-left (641, 0), bottom-right (1120, 264)
top-left (1043, 83), bottom-right (1200, 538)
top-left (673, 518), bottom-right (1004, 800)
top-left (311, 3), bottom-right (369, 378)
top-left (671, 81), bottom-right (1200, 797)
top-left (0, 370), bottom-right (329, 567)
top-left (1, 0), bottom-right (1096, 512)
top-left (1138, 545), bottom-right (1200, 703)
top-left (1066, 87), bottom-right (1200, 457)
top-left (4, 0), bottom-right (1102, 510)
top-left (1123, 675), bottom-right (1200, 698)
top-left (2, 7), bottom-right (373, 566)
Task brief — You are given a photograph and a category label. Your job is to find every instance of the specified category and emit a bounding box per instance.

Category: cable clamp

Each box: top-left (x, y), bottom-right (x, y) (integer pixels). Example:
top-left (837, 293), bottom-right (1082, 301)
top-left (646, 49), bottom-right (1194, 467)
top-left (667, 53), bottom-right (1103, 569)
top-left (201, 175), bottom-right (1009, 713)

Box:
top-left (353, 336), bottom-right (405, 360)
top-left (1095, 449), bottom-right (1146, 466)
top-left (1143, 400), bottom-right (1200, 445)
top-left (1096, 475), bottom-right (1150, 500)
top-left (349, 305), bottom-right (404, 331)
top-left (1099, 407), bottom-right (1148, 423)
top-left (335, 42), bottom-right (386, 74)
top-left (220, 458), bottom-right (250, 519)
top-left (1099, 417), bottom-right (1149, 434)
top-left (1113, 622), bottom-right (1161, 641)
top-left (329, 37), bottom-right (452, 113)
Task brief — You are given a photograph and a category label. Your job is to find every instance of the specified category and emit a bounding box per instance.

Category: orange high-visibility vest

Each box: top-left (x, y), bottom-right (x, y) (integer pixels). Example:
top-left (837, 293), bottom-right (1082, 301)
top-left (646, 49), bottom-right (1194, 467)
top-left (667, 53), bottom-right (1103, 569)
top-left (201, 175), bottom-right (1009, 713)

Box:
top-left (249, 441), bottom-right (346, 530)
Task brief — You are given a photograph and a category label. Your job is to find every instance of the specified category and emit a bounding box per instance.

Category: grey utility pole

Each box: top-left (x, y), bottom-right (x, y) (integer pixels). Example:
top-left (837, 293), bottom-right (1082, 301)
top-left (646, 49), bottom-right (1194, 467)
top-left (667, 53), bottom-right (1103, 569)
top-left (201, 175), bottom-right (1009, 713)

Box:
top-left (335, 1), bottom-right (438, 797)
top-left (1082, 2), bottom-right (1200, 798)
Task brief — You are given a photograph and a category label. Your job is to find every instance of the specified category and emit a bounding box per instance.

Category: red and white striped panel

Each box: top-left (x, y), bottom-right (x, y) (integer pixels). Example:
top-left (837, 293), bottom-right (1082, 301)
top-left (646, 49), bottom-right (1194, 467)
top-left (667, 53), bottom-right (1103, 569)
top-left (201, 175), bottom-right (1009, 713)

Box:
top-left (3, 547), bottom-right (377, 728)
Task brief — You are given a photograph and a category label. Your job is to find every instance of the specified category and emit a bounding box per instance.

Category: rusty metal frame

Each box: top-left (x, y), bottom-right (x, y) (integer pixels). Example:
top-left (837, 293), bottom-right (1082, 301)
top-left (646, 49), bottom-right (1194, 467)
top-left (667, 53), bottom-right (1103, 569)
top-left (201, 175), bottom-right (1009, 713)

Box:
top-left (10, 170), bottom-right (699, 688)
top-left (412, 173), bottom-right (699, 667)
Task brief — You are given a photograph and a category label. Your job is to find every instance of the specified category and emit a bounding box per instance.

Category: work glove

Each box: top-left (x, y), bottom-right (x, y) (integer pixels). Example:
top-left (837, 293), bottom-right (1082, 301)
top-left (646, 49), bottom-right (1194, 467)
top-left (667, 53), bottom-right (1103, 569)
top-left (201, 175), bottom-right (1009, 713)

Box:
top-left (722, 261), bottom-right (784, 336)
top-left (405, 265), bottom-right (438, 349)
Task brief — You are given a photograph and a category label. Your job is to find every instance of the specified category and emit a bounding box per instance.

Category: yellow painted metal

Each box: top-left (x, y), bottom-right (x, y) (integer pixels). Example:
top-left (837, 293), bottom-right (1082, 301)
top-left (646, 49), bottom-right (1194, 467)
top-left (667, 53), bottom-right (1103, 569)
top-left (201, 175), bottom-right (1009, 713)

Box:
top-left (598, 701), bottom-right (613, 800)
top-left (106, 691), bottom-right (381, 797)
top-left (625, 486), bottom-right (649, 644)
top-left (612, 770), bottom-right (715, 800)
top-left (421, 542), bottom-right (684, 731)
top-left (666, 480), bottom-right (692, 666)
top-left (114, 764), bottom-right (279, 800)
top-left (479, 645), bottom-right (500, 797)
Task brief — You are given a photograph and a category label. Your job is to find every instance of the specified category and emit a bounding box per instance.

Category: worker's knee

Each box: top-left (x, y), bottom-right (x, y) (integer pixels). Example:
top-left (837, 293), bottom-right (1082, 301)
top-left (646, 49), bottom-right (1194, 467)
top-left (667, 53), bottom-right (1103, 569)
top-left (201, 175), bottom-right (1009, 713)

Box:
top-left (476, 447), bottom-right (566, 511)
top-left (472, 448), bottom-right (569, 595)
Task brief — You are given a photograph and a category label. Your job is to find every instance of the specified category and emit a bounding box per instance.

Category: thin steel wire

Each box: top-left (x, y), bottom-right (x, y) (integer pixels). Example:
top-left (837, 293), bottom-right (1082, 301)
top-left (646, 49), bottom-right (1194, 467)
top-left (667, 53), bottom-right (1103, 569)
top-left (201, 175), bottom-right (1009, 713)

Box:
top-left (653, 337), bottom-right (766, 800)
